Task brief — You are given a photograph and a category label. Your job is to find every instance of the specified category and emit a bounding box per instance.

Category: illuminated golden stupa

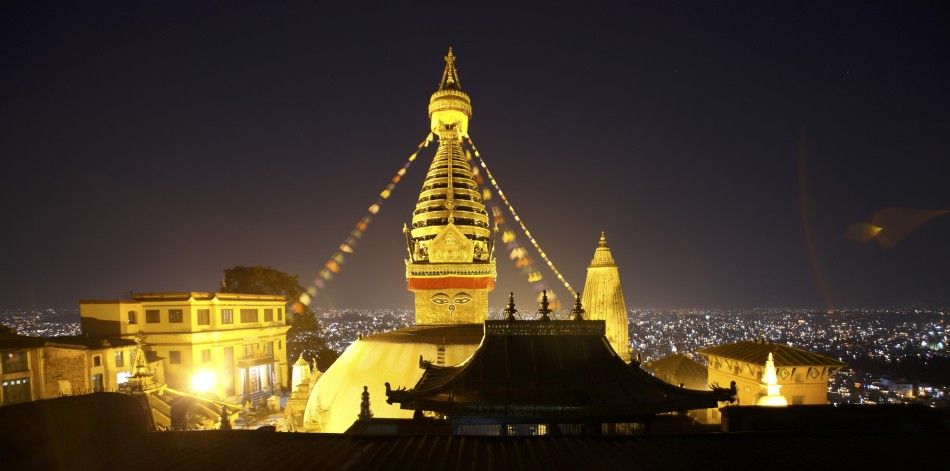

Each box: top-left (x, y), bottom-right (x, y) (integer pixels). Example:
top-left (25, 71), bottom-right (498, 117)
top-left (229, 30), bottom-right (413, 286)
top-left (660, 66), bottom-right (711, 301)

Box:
top-left (407, 47), bottom-right (496, 325)
top-left (303, 49), bottom-right (488, 432)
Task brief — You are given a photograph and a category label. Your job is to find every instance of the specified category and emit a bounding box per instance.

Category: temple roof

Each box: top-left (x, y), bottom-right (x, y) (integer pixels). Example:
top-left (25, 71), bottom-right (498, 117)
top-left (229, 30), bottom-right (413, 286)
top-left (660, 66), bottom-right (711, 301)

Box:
top-left (386, 319), bottom-right (734, 421)
top-left (643, 354), bottom-right (709, 391)
top-left (698, 340), bottom-right (845, 368)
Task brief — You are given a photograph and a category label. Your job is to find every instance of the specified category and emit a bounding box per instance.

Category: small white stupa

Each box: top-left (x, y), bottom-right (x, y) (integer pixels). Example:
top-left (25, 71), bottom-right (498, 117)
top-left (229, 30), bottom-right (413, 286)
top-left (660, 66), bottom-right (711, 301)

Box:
top-left (756, 352), bottom-right (788, 406)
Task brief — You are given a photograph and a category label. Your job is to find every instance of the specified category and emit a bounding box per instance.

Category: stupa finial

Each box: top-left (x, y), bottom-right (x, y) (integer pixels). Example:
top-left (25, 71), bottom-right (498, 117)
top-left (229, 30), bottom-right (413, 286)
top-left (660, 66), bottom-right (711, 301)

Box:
top-left (438, 46), bottom-right (462, 91)
top-left (599, 230), bottom-right (608, 247)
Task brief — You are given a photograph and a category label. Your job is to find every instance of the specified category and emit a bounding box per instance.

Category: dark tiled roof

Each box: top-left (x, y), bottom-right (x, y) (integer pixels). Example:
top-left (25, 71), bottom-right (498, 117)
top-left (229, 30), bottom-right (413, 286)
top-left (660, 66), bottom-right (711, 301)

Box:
top-left (644, 354), bottom-right (709, 390)
top-left (386, 320), bottom-right (734, 419)
top-left (698, 340), bottom-right (846, 368)
top-left (363, 323), bottom-right (484, 345)
top-left (46, 335), bottom-right (137, 349)
top-left (0, 393), bottom-right (153, 470)
top-left (98, 430), bottom-right (949, 470)
top-left (0, 332), bottom-right (135, 350)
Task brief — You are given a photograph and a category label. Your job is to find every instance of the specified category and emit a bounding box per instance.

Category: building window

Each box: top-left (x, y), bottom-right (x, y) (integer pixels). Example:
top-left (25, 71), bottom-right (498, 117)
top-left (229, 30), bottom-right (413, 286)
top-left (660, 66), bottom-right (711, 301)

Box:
top-left (277, 308), bottom-right (283, 321)
top-left (2, 378), bottom-right (32, 405)
top-left (93, 355), bottom-right (101, 367)
top-left (264, 341), bottom-right (274, 356)
top-left (168, 309), bottom-right (183, 323)
top-left (278, 340), bottom-right (282, 350)
top-left (793, 395), bottom-right (805, 405)
top-left (197, 309), bottom-right (211, 325)
top-left (221, 309), bottom-right (233, 324)
top-left (202, 350), bottom-right (211, 362)
top-left (240, 309), bottom-right (259, 323)
top-left (169, 351), bottom-right (181, 364)
top-left (1, 351), bottom-right (28, 373)
top-left (264, 308), bottom-right (274, 322)
top-left (128, 311), bottom-right (137, 324)
top-left (91, 373), bottom-right (104, 392)
top-left (145, 310), bottom-right (160, 323)
top-left (115, 351), bottom-right (124, 367)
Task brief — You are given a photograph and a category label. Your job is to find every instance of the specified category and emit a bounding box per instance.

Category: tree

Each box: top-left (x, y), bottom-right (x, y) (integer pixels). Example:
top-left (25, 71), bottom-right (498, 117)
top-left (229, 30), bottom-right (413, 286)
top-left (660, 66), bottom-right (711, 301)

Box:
top-left (220, 265), bottom-right (304, 300)
top-left (219, 266), bottom-right (336, 373)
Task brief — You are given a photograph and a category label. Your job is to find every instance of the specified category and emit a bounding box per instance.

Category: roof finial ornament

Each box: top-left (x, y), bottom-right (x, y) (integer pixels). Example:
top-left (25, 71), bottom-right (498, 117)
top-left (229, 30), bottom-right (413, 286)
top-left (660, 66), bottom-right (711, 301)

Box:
top-left (599, 230), bottom-right (608, 248)
top-left (219, 405), bottom-right (232, 430)
top-left (571, 292), bottom-right (586, 321)
top-left (359, 385), bottom-right (373, 420)
top-left (538, 290), bottom-right (552, 321)
top-left (504, 292), bottom-right (518, 321)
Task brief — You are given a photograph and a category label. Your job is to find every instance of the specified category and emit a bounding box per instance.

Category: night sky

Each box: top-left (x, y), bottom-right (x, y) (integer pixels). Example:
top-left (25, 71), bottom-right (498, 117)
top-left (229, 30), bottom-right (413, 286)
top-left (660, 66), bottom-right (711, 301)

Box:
top-left (1, 2), bottom-right (948, 310)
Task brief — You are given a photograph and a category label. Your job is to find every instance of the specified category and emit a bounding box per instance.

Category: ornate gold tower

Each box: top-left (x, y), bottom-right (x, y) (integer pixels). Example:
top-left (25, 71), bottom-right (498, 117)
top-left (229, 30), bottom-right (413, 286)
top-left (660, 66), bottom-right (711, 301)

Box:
top-left (405, 48), bottom-right (496, 325)
top-left (581, 232), bottom-right (631, 362)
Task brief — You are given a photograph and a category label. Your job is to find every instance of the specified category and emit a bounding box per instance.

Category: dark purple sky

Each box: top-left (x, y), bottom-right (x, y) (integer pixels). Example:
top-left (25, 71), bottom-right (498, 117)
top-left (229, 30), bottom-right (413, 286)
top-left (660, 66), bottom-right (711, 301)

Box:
top-left (1, 1), bottom-right (948, 309)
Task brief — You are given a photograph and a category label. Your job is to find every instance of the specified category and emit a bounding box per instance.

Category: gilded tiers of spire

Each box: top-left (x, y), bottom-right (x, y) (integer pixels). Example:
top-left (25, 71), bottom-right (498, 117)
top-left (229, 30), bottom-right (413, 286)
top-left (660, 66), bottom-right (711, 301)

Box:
top-left (408, 135), bottom-right (491, 260)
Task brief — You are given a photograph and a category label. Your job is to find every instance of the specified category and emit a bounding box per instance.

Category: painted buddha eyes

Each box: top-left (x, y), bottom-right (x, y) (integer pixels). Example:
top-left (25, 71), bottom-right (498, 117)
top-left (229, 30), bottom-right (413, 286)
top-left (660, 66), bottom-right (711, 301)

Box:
top-left (431, 293), bottom-right (472, 305)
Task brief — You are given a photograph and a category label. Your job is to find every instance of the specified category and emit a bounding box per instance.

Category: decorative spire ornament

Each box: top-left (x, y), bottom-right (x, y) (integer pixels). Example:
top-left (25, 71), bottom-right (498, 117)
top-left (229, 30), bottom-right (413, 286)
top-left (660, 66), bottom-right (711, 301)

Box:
top-left (359, 385), bottom-right (373, 419)
top-left (219, 405), bottom-right (232, 430)
top-left (537, 290), bottom-right (552, 321)
top-left (571, 292), bottom-right (586, 321)
top-left (504, 292), bottom-right (518, 321)
top-left (757, 352), bottom-right (788, 406)
top-left (438, 46), bottom-right (462, 91)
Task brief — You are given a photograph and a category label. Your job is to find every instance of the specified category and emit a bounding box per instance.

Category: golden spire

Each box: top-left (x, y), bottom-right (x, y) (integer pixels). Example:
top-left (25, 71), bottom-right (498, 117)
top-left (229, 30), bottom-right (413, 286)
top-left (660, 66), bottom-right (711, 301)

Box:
top-left (582, 231), bottom-right (630, 362)
top-left (438, 47), bottom-right (462, 91)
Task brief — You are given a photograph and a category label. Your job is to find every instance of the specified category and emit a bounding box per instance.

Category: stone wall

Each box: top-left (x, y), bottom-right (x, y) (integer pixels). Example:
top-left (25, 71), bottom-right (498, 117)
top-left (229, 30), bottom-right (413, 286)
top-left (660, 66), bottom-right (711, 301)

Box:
top-left (43, 347), bottom-right (87, 398)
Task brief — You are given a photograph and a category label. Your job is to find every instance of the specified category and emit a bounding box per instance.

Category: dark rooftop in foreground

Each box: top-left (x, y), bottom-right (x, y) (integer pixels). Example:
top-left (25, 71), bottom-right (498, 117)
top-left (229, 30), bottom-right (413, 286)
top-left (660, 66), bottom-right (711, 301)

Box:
top-left (1, 393), bottom-right (948, 470)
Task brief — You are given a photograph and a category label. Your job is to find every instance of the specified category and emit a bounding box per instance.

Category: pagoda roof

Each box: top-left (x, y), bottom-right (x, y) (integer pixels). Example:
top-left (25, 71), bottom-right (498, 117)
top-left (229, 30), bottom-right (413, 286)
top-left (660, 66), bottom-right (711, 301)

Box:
top-left (697, 340), bottom-right (845, 368)
top-left (385, 319), bottom-right (735, 421)
top-left (643, 354), bottom-right (709, 391)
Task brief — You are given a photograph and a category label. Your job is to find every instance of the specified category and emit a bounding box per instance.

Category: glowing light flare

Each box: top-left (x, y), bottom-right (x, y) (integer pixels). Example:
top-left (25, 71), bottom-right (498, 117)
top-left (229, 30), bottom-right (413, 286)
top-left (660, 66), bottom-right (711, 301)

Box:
top-left (191, 370), bottom-right (216, 393)
top-left (847, 207), bottom-right (949, 248)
